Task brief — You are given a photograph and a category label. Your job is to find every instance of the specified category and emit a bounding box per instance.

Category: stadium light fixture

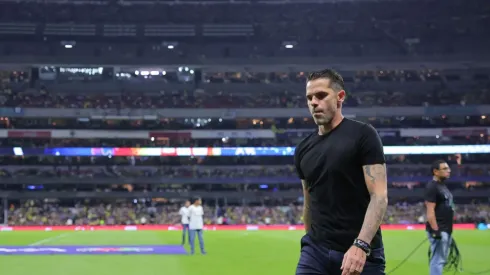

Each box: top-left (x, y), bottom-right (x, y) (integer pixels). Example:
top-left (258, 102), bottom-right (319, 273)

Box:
top-left (60, 41), bottom-right (76, 49)
top-left (162, 41), bottom-right (178, 50)
top-left (282, 41), bottom-right (297, 49)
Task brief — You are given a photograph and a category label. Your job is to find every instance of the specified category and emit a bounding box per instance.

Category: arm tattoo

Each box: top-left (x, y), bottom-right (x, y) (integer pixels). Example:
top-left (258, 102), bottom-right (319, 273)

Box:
top-left (358, 164), bottom-right (388, 244)
top-left (303, 201), bottom-right (311, 233)
top-left (363, 164), bottom-right (386, 186)
top-left (359, 194), bottom-right (388, 243)
top-left (302, 181), bottom-right (312, 232)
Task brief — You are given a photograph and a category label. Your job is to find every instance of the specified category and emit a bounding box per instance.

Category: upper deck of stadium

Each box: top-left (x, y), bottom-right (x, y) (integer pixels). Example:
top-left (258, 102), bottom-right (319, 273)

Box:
top-left (0, 0), bottom-right (488, 65)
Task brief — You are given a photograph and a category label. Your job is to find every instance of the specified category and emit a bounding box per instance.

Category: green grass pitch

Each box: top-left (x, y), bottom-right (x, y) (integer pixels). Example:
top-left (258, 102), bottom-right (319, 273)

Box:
top-left (0, 230), bottom-right (489, 275)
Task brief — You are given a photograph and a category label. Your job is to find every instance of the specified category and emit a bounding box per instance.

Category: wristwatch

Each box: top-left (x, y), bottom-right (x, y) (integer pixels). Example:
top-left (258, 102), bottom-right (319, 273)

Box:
top-left (353, 239), bottom-right (371, 256)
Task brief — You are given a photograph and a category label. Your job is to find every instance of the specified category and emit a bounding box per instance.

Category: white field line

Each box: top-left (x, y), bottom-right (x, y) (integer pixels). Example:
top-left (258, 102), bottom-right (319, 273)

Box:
top-left (28, 232), bottom-right (72, 246)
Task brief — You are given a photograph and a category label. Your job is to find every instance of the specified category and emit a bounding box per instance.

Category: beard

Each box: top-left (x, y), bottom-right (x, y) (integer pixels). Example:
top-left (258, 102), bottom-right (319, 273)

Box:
top-left (311, 107), bottom-right (335, 125)
top-left (312, 113), bottom-right (333, 125)
top-left (310, 102), bottom-right (337, 126)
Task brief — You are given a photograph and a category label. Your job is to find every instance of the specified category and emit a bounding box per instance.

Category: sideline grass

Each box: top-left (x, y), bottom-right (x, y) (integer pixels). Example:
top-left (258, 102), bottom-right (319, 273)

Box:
top-left (0, 230), bottom-right (489, 275)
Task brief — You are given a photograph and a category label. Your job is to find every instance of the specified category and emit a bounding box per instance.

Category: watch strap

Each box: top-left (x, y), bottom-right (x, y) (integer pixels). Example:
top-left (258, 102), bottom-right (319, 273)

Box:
top-left (353, 239), bottom-right (371, 256)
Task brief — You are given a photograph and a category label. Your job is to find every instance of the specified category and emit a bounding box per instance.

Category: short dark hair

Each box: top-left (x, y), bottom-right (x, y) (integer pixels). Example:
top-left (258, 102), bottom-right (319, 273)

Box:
top-left (192, 197), bottom-right (201, 203)
top-left (307, 69), bottom-right (345, 91)
top-left (431, 160), bottom-right (447, 175)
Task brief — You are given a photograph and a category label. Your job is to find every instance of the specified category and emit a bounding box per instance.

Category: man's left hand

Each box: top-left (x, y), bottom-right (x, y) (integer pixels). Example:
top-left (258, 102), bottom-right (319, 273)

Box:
top-left (341, 245), bottom-right (367, 275)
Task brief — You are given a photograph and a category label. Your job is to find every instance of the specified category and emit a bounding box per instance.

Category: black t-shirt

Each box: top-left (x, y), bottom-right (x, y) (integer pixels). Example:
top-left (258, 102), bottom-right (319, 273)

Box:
top-left (294, 118), bottom-right (386, 252)
top-left (424, 180), bottom-right (454, 234)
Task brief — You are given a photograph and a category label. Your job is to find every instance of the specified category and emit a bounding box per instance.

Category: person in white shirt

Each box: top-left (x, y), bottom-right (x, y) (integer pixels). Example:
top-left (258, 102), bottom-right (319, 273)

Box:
top-left (188, 197), bottom-right (206, 255)
top-left (179, 200), bottom-right (191, 245)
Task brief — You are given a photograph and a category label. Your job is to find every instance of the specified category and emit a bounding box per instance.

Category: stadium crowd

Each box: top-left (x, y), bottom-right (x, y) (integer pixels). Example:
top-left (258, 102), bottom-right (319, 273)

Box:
top-left (0, 0), bottom-right (489, 233)
top-left (1, 80), bottom-right (490, 109)
top-left (1, 164), bottom-right (490, 182)
top-left (1, 68), bottom-right (490, 110)
top-left (2, 116), bottom-right (490, 133)
top-left (0, 152), bottom-right (489, 166)
top-left (4, 200), bottom-right (489, 226)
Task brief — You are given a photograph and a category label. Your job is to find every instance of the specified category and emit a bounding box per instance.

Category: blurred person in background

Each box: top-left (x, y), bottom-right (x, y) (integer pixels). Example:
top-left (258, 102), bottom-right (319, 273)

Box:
top-left (425, 160), bottom-right (454, 275)
top-left (179, 200), bottom-right (191, 245)
top-left (188, 198), bottom-right (206, 255)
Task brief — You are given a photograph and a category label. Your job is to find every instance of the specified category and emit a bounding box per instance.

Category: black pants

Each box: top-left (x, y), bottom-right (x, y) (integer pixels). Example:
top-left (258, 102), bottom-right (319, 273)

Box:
top-left (296, 234), bottom-right (386, 275)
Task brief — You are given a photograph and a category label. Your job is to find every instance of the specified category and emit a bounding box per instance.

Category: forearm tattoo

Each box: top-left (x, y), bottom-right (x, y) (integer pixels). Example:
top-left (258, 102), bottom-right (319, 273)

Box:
top-left (358, 164), bottom-right (388, 243)
top-left (302, 181), bottom-right (312, 232)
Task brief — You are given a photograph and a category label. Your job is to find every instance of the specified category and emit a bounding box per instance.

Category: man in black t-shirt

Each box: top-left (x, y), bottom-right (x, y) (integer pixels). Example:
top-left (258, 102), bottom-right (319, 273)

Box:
top-left (425, 160), bottom-right (454, 275)
top-left (294, 69), bottom-right (388, 275)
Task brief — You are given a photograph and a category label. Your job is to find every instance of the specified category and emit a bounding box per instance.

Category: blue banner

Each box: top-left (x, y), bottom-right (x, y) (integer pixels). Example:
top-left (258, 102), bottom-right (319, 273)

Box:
top-left (3, 144), bottom-right (490, 156)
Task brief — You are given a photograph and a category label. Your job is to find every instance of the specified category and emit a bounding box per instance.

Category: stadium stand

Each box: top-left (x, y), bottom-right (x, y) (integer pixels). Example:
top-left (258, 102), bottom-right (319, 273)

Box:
top-left (0, 2), bottom-right (490, 275)
top-left (0, 0), bottom-right (488, 230)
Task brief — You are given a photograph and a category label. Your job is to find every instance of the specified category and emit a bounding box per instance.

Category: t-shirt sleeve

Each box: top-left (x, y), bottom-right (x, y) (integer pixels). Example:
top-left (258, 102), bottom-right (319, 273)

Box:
top-left (294, 144), bottom-right (305, 180)
top-left (359, 124), bottom-right (386, 165)
top-left (425, 183), bottom-right (438, 203)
